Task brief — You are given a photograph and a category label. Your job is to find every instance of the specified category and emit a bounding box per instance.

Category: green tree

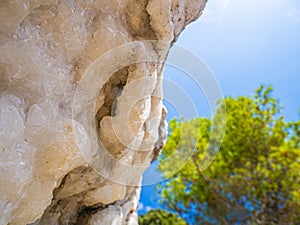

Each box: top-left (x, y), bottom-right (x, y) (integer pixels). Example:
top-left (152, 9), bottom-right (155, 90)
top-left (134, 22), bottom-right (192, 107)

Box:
top-left (138, 209), bottom-right (188, 225)
top-left (158, 86), bottom-right (300, 224)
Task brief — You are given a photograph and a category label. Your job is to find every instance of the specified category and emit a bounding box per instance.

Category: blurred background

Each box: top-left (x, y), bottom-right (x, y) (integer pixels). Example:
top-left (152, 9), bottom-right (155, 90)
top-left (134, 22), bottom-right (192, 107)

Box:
top-left (139, 0), bottom-right (300, 220)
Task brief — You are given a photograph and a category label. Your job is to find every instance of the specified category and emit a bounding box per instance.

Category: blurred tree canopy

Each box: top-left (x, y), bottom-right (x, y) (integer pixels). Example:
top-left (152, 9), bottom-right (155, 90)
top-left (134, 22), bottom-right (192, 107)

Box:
top-left (157, 86), bottom-right (300, 224)
top-left (138, 209), bottom-right (187, 225)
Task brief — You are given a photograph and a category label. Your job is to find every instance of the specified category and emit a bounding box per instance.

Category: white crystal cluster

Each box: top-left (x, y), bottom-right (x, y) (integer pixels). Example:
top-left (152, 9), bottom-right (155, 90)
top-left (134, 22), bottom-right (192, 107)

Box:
top-left (0, 0), bottom-right (206, 224)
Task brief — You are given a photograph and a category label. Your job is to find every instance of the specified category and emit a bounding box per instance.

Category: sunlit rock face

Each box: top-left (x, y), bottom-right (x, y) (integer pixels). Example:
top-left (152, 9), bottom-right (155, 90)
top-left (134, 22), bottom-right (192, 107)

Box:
top-left (0, 0), bottom-right (206, 224)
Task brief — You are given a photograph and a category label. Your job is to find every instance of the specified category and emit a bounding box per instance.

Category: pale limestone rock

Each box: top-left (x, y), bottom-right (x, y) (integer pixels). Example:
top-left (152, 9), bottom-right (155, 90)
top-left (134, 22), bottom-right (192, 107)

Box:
top-left (0, 0), bottom-right (207, 224)
top-left (85, 187), bottom-right (141, 225)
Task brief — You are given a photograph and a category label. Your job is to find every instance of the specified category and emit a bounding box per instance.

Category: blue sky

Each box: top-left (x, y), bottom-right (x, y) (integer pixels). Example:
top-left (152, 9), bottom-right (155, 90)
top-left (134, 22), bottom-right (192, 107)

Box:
top-left (139, 0), bottom-right (300, 214)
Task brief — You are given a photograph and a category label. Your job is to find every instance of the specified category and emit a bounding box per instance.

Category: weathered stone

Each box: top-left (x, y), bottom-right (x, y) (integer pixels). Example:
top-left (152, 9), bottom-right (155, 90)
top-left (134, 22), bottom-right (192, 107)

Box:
top-left (0, 0), bottom-right (207, 224)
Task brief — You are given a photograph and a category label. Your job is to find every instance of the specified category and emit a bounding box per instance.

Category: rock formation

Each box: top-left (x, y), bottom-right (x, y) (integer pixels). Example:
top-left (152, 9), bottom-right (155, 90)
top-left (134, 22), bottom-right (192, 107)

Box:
top-left (0, 0), bottom-right (207, 224)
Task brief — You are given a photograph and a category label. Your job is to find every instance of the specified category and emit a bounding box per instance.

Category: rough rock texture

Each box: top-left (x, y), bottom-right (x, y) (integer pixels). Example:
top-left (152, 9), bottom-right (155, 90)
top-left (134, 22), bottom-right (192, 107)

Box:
top-left (0, 0), bottom-right (207, 224)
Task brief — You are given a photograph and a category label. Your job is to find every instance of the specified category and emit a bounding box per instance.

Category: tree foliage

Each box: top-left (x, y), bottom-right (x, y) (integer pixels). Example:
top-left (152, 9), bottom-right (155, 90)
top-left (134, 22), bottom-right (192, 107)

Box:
top-left (157, 86), bottom-right (300, 224)
top-left (138, 209), bottom-right (187, 225)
